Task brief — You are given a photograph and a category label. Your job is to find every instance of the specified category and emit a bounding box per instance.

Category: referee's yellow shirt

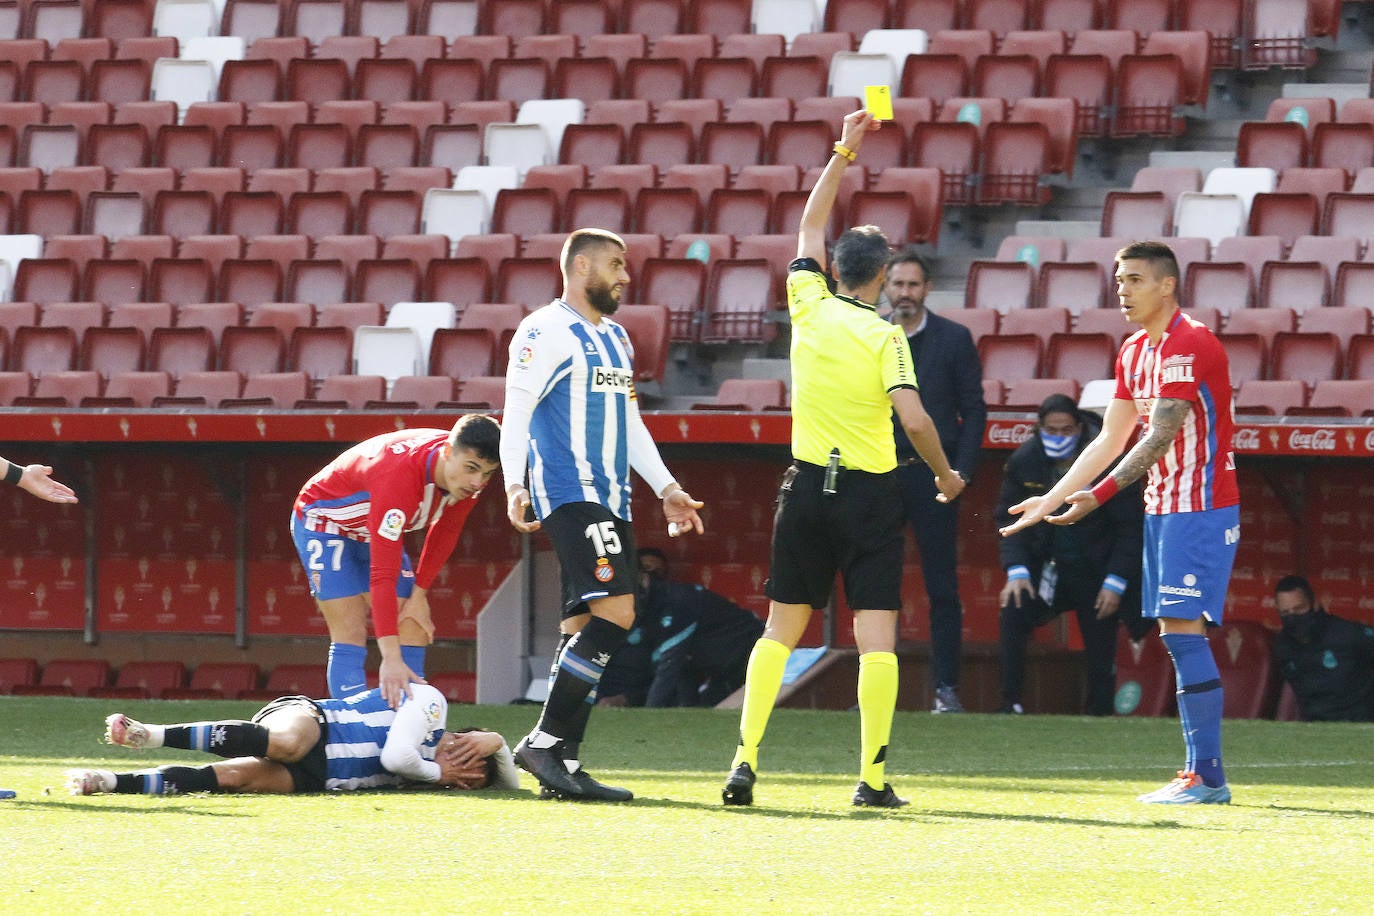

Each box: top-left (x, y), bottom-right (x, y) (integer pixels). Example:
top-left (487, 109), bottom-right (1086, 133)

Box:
top-left (787, 265), bottom-right (917, 473)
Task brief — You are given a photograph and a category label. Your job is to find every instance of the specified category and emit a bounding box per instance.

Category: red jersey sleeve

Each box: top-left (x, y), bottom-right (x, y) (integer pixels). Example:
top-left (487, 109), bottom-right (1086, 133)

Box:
top-left (364, 460), bottom-right (426, 640)
top-left (413, 495), bottom-right (478, 590)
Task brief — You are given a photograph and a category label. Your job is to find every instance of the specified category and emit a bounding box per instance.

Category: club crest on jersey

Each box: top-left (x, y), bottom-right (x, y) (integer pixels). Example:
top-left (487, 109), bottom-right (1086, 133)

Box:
top-left (591, 365), bottom-right (634, 393)
top-left (594, 557), bottom-right (615, 582)
top-left (378, 507), bottom-right (406, 541)
top-left (424, 700), bottom-right (442, 725)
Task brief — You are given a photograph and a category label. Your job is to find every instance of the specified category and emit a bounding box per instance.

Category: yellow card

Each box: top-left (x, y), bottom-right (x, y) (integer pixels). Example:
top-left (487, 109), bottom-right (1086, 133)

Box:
top-left (864, 84), bottom-right (894, 120)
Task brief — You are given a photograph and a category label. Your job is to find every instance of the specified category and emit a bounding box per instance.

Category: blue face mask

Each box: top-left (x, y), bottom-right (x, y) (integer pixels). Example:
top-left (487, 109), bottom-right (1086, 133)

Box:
top-left (1040, 430), bottom-right (1081, 459)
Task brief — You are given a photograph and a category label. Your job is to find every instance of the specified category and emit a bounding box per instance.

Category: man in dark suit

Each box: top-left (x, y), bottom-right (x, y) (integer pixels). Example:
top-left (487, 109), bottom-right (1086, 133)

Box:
top-left (887, 248), bottom-right (987, 712)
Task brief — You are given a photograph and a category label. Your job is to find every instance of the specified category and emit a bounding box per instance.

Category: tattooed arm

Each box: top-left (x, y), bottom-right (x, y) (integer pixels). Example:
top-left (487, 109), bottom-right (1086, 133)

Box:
top-left (1000, 396), bottom-right (1142, 536)
top-left (1044, 397), bottom-right (1191, 527)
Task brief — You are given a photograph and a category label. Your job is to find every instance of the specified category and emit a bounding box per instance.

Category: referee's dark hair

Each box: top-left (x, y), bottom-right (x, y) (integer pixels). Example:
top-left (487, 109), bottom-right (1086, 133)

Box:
top-left (832, 225), bottom-right (891, 290)
top-left (886, 246), bottom-right (933, 283)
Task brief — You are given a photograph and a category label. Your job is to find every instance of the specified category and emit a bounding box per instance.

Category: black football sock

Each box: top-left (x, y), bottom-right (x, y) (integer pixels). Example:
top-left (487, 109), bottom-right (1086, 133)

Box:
top-left (534, 616), bottom-right (628, 740)
top-left (115, 766), bottom-right (221, 795)
top-left (163, 722), bottom-right (270, 758)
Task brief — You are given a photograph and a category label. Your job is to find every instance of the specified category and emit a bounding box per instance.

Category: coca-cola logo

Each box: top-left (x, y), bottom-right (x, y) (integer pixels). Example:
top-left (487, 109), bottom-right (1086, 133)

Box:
top-left (988, 422), bottom-right (1036, 445)
top-left (1288, 429), bottom-right (1337, 451)
top-left (1233, 428), bottom-right (1260, 450)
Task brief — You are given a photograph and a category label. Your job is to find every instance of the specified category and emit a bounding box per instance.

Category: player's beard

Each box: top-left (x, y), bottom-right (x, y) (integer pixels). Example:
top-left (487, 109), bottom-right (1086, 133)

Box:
top-left (892, 296), bottom-right (924, 318)
top-left (587, 275), bottom-right (621, 315)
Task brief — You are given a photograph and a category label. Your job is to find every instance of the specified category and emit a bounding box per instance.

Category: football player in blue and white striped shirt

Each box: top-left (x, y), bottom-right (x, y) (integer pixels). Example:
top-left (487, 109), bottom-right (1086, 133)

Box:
top-left (66, 684), bottom-right (520, 795)
top-left (501, 228), bottom-right (705, 801)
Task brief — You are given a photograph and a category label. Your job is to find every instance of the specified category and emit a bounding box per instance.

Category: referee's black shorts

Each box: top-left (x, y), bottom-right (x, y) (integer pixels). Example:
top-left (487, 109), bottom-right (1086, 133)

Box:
top-left (765, 460), bottom-right (905, 611)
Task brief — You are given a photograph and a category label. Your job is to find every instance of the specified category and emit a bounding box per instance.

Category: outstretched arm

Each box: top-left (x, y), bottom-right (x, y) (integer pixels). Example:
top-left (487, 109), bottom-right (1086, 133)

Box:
top-left (1047, 397), bottom-right (1190, 527)
top-left (1000, 397), bottom-right (1139, 536)
top-left (3, 457), bottom-right (78, 503)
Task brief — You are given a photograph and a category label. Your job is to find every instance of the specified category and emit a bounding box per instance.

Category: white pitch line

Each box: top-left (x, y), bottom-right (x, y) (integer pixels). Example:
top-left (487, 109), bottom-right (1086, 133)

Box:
top-left (901, 760), bottom-right (1370, 775)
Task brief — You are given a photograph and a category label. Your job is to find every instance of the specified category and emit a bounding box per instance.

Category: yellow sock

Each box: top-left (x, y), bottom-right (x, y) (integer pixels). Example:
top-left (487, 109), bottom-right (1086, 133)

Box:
top-left (857, 651), bottom-right (899, 790)
top-left (730, 638), bottom-right (790, 770)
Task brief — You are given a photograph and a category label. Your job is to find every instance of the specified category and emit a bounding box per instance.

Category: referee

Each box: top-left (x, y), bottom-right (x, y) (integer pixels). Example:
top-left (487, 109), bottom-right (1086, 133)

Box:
top-left (721, 109), bottom-right (966, 809)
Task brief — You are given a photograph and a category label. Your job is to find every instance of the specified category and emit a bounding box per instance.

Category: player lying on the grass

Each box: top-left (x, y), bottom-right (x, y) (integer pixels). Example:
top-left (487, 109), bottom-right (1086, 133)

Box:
top-left (66, 683), bottom-right (520, 795)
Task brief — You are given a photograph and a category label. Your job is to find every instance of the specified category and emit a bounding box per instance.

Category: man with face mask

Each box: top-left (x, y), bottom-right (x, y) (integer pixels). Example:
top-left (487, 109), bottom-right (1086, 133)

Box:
top-left (1273, 575), bottom-right (1374, 722)
top-left (995, 395), bottom-right (1145, 715)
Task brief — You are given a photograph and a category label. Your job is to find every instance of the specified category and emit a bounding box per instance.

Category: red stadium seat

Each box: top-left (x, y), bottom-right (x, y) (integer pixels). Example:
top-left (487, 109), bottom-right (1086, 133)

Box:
top-left (427, 327), bottom-right (495, 385)
top-left (1306, 379), bottom-right (1374, 416)
top-left (0, 656), bottom-right (38, 692)
top-left (1298, 304), bottom-right (1370, 350)
top-left (1043, 53), bottom-right (1111, 137)
top-left (901, 53), bottom-right (968, 107)
top-left (239, 663), bottom-right (327, 700)
top-left (13, 658), bottom-right (110, 697)
top-left (91, 661), bottom-right (186, 699)
top-left (1207, 621), bottom-right (1280, 719)
top-left (700, 258), bottom-right (777, 344)
top-left (612, 303), bottom-right (670, 383)
top-left (1113, 633), bottom-right (1175, 717)
top-left (966, 260), bottom-right (1034, 312)
top-left (1237, 120), bottom-right (1308, 172)
top-left (976, 333), bottom-right (1042, 387)
top-left (1214, 332), bottom-right (1266, 388)
top-left (632, 257), bottom-right (707, 342)
top-left (1269, 331), bottom-right (1341, 389)
top-left (1235, 378), bottom-right (1306, 415)
top-left (691, 377), bottom-right (787, 411)
top-left (1044, 332), bottom-right (1117, 385)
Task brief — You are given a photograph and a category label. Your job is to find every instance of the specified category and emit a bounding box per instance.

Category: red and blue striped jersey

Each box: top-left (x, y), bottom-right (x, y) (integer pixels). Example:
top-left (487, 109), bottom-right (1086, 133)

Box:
top-left (1114, 310), bottom-right (1239, 514)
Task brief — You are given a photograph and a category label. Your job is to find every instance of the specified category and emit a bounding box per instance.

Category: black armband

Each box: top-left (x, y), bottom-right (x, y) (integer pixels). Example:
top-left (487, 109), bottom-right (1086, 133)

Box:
top-left (4, 461), bottom-right (21, 485)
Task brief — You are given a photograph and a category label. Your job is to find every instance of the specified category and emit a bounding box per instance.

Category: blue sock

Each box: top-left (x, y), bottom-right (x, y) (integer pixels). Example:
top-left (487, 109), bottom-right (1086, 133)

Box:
top-left (1161, 633), bottom-right (1225, 788)
top-left (401, 645), bottom-right (426, 679)
top-left (327, 643), bottom-right (369, 698)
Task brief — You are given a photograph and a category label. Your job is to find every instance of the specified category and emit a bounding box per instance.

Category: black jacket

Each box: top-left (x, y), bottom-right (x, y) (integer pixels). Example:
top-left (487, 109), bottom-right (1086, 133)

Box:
top-left (892, 311), bottom-right (987, 480)
top-left (1274, 612), bottom-right (1374, 721)
top-left (995, 415), bottom-right (1144, 612)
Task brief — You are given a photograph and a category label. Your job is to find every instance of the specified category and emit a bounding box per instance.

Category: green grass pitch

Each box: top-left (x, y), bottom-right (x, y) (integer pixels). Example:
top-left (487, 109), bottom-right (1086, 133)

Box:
top-left (2, 697), bottom-right (1371, 914)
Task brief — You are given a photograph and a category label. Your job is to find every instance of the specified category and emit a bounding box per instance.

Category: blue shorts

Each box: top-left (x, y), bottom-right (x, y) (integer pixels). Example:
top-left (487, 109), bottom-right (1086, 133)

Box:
top-left (291, 514), bottom-right (415, 602)
top-left (1141, 505), bottom-right (1239, 624)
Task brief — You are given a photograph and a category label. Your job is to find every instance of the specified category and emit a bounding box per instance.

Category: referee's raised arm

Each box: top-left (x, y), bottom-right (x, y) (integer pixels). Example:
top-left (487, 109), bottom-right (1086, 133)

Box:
top-left (796, 109), bottom-right (881, 268)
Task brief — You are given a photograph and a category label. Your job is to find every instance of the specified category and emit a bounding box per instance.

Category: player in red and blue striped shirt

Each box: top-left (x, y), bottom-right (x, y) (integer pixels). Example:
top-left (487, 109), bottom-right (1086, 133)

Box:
top-left (292, 415), bottom-right (500, 708)
top-left (1002, 240), bottom-right (1239, 805)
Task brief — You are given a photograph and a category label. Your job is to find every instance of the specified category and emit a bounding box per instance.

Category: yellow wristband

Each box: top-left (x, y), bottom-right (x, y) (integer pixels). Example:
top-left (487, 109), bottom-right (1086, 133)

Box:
top-left (833, 142), bottom-right (856, 161)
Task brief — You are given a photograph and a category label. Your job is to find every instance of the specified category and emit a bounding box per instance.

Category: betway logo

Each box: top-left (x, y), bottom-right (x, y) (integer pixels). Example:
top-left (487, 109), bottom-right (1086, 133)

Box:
top-left (591, 366), bottom-right (634, 393)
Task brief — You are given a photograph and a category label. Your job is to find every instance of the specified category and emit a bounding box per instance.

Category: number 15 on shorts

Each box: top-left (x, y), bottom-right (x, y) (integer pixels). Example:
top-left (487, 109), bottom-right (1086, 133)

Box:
top-left (584, 521), bottom-right (622, 555)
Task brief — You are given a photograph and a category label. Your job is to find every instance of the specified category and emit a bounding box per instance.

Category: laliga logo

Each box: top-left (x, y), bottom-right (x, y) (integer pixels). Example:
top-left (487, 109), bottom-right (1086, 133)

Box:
top-left (988, 422), bottom-right (1036, 445)
top-left (1288, 429), bottom-right (1336, 451)
top-left (1233, 428), bottom-right (1260, 450)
